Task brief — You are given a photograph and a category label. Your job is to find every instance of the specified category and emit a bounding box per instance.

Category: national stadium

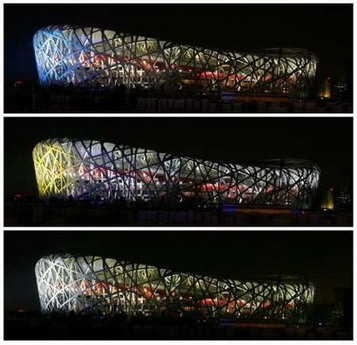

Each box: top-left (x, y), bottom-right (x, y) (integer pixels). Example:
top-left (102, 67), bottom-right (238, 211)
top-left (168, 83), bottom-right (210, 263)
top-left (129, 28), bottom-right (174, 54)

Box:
top-left (33, 25), bottom-right (317, 97)
top-left (35, 254), bottom-right (314, 322)
top-left (32, 138), bottom-right (320, 209)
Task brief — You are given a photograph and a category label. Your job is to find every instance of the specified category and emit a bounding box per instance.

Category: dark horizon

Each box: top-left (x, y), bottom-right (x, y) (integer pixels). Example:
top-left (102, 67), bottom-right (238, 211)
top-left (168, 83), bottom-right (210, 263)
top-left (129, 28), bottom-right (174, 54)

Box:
top-left (4, 3), bottom-right (353, 84)
top-left (4, 231), bottom-right (353, 312)
top-left (4, 117), bottom-right (353, 198)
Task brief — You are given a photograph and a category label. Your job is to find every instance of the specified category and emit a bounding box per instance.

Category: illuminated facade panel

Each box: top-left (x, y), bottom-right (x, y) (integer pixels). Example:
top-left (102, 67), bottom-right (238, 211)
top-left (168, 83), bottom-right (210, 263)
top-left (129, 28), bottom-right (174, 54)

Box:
top-left (33, 25), bottom-right (317, 97)
top-left (33, 138), bottom-right (320, 209)
top-left (36, 254), bottom-right (314, 321)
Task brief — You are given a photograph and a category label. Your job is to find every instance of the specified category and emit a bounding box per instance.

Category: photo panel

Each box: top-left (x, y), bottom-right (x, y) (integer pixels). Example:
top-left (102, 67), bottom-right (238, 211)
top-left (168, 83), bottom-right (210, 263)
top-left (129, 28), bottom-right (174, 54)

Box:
top-left (4, 117), bottom-right (353, 227)
top-left (4, 3), bottom-right (352, 113)
top-left (4, 230), bottom-right (353, 340)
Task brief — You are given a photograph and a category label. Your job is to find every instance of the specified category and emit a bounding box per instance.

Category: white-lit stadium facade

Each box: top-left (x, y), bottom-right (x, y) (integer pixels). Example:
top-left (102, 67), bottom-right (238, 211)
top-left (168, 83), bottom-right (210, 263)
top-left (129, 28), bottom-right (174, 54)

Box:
top-left (33, 25), bottom-right (317, 97)
top-left (33, 138), bottom-right (320, 209)
top-left (35, 254), bottom-right (314, 321)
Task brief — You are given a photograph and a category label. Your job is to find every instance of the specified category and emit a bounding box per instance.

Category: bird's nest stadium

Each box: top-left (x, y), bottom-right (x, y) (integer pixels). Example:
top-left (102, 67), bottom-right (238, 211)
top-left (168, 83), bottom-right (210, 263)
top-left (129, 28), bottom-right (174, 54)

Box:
top-left (33, 25), bottom-right (317, 97)
top-left (35, 254), bottom-right (314, 322)
top-left (32, 138), bottom-right (320, 209)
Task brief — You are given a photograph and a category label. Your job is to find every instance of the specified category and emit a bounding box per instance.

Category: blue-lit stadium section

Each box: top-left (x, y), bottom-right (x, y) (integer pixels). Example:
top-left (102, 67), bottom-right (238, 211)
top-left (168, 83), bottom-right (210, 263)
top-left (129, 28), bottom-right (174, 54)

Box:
top-left (33, 25), bottom-right (317, 97)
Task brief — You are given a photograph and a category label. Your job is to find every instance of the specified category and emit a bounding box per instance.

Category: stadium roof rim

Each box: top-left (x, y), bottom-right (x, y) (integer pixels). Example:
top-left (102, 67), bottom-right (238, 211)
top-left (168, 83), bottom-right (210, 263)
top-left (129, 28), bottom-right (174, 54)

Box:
top-left (35, 138), bottom-right (320, 170)
top-left (35, 25), bottom-right (317, 59)
top-left (244, 158), bottom-right (320, 169)
top-left (256, 47), bottom-right (317, 57)
top-left (38, 253), bottom-right (312, 285)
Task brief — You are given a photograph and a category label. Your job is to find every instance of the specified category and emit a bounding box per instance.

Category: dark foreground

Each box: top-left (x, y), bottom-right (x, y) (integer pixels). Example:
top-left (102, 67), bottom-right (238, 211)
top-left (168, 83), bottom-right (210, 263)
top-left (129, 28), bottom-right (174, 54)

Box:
top-left (5, 202), bottom-right (352, 226)
top-left (4, 313), bottom-right (352, 340)
top-left (5, 85), bottom-right (353, 113)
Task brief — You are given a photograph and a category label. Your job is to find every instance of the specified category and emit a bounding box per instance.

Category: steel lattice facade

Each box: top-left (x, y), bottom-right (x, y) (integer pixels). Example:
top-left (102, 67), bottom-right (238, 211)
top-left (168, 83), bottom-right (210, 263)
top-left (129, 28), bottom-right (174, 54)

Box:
top-left (33, 138), bottom-right (320, 209)
top-left (33, 25), bottom-right (317, 97)
top-left (35, 254), bottom-right (314, 321)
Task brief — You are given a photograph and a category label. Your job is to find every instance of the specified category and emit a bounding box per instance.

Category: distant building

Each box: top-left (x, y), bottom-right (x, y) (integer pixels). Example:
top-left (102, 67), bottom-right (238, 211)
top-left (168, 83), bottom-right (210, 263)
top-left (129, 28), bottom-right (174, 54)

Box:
top-left (33, 138), bottom-right (320, 209)
top-left (334, 187), bottom-right (352, 213)
top-left (33, 25), bottom-right (317, 97)
top-left (334, 78), bottom-right (348, 94)
top-left (36, 254), bottom-right (315, 321)
top-left (336, 187), bottom-right (351, 206)
top-left (318, 78), bottom-right (331, 99)
top-left (332, 287), bottom-right (352, 328)
top-left (321, 188), bottom-right (334, 210)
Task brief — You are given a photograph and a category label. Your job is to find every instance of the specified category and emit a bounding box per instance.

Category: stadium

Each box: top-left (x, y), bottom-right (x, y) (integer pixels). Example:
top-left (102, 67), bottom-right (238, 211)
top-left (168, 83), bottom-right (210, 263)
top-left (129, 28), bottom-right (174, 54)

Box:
top-left (32, 138), bottom-right (320, 209)
top-left (35, 254), bottom-right (314, 321)
top-left (33, 25), bottom-right (317, 97)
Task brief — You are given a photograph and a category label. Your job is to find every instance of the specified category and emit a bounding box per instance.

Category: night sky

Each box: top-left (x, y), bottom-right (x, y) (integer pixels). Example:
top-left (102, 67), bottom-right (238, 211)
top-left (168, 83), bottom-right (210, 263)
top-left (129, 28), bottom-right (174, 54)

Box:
top-left (4, 3), bottom-right (352, 83)
top-left (4, 117), bottom-right (353, 198)
top-left (4, 231), bottom-right (352, 312)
